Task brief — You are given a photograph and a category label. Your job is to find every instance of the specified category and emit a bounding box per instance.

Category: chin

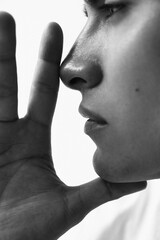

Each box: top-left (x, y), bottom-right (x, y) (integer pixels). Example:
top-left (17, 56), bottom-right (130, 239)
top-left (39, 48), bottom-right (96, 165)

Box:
top-left (92, 148), bottom-right (160, 183)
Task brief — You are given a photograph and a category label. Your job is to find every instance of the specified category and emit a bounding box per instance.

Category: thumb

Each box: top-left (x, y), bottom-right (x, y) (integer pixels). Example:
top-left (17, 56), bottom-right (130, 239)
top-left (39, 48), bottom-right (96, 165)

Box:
top-left (67, 178), bottom-right (147, 226)
top-left (78, 178), bottom-right (147, 211)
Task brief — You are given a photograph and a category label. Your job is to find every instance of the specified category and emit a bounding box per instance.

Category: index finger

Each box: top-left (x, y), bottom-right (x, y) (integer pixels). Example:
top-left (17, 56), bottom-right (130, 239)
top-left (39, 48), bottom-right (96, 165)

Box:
top-left (27, 22), bottom-right (63, 127)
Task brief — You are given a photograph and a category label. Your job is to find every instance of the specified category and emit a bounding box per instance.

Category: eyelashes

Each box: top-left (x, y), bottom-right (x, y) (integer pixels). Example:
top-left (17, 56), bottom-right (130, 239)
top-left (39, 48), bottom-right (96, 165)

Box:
top-left (83, 2), bottom-right (127, 20)
top-left (83, 5), bottom-right (88, 17)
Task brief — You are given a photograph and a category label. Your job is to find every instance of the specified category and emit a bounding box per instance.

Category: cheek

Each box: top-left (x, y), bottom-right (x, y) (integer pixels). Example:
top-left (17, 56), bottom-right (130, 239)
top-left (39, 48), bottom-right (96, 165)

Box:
top-left (95, 67), bottom-right (160, 181)
top-left (101, 15), bottom-right (160, 136)
top-left (94, 19), bottom-right (160, 182)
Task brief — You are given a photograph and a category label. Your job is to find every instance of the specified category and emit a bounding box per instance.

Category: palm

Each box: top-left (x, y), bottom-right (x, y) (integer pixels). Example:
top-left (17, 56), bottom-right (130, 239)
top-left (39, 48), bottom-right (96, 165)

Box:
top-left (0, 118), bottom-right (71, 239)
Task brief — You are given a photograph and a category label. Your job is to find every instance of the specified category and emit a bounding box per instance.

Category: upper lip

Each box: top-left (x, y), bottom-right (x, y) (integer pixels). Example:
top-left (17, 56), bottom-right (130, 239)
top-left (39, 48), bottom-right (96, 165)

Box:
top-left (79, 105), bottom-right (108, 124)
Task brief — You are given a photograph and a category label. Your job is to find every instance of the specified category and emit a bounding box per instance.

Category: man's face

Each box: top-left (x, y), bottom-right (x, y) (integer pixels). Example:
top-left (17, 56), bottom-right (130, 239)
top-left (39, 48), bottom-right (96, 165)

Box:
top-left (60, 0), bottom-right (160, 183)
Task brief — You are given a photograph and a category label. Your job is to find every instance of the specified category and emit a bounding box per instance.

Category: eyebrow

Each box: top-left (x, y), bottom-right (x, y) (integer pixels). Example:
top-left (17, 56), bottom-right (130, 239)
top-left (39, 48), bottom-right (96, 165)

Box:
top-left (84, 0), bottom-right (98, 6)
top-left (84, 0), bottom-right (128, 5)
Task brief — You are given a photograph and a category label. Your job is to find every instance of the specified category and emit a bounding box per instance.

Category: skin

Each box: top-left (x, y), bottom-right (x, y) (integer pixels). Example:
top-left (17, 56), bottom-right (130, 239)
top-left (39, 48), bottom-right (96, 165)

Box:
top-left (61, 0), bottom-right (160, 183)
top-left (0, 10), bottom-right (146, 240)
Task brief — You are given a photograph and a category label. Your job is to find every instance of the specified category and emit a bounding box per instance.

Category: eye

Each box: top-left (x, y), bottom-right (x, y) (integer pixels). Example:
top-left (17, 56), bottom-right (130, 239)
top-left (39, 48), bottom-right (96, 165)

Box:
top-left (83, 2), bottom-right (126, 20)
top-left (99, 2), bottom-right (126, 20)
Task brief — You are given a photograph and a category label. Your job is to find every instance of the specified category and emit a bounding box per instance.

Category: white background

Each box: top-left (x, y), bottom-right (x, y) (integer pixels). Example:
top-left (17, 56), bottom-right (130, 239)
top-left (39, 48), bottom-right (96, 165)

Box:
top-left (0, 1), bottom-right (143, 239)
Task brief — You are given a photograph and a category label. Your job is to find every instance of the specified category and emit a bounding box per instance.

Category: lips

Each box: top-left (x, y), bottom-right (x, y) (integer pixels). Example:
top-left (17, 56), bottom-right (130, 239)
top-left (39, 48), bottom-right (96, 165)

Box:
top-left (79, 105), bottom-right (108, 134)
top-left (84, 119), bottom-right (107, 134)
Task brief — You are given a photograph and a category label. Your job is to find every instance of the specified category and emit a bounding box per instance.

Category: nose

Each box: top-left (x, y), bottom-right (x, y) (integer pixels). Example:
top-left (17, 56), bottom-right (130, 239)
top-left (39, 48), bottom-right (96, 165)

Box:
top-left (60, 35), bottom-right (103, 91)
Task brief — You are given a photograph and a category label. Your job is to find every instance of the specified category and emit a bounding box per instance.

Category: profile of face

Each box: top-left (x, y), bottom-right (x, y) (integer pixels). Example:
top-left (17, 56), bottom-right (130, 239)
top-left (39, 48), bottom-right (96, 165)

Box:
top-left (60, 0), bottom-right (160, 183)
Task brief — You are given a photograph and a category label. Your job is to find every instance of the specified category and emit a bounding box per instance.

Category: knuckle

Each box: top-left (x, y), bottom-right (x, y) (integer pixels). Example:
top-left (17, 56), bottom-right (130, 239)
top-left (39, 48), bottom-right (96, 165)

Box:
top-left (34, 81), bottom-right (55, 94)
top-left (105, 182), bottom-right (115, 200)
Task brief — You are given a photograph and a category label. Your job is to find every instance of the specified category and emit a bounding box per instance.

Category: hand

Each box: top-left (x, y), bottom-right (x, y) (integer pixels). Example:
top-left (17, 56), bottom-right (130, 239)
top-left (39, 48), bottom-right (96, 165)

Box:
top-left (0, 12), bottom-right (147, 240)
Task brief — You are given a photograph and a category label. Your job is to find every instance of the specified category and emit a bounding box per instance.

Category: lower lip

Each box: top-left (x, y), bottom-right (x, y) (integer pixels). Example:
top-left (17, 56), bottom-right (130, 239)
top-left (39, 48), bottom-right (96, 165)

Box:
top-left (84, 119), bottom-right (108, 134)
